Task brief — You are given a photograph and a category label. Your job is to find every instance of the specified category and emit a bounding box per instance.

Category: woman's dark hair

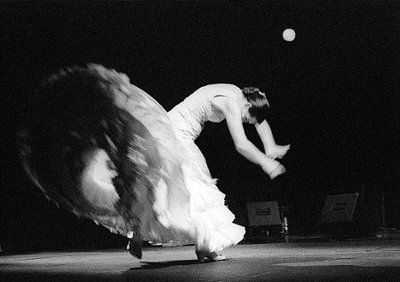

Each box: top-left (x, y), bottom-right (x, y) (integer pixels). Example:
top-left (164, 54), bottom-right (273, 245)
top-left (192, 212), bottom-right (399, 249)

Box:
top-left (241, 87), bottom-right (270, 123)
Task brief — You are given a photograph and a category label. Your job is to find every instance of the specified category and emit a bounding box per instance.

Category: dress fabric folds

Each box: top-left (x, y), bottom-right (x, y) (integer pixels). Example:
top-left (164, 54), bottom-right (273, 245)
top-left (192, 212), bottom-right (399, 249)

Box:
top-left (167, 87), bottom-right (246, 252)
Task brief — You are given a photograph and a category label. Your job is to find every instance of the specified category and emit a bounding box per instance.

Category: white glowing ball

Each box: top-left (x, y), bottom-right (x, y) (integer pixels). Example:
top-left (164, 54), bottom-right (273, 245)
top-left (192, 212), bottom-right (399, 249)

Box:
top-left (283, 28), bottom-right (296, 42)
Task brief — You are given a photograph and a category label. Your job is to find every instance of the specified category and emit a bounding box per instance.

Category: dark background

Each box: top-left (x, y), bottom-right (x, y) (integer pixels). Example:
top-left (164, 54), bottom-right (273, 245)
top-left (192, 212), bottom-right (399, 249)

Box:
top-left (1, 1), bottom-right (399, 253)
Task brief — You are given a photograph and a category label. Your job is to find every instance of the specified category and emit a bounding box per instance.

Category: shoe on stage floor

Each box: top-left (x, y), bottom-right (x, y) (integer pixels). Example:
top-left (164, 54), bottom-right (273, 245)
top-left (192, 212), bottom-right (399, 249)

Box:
top-left (196, 250), bottom-right (226, 262)
top-left (127, 236), bottom-right (143, 259)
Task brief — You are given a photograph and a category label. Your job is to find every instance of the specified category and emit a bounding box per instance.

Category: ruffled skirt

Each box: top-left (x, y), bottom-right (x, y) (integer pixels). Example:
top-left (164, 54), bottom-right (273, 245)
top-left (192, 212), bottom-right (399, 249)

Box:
top-left (164, 114), bottom-right (245, 252)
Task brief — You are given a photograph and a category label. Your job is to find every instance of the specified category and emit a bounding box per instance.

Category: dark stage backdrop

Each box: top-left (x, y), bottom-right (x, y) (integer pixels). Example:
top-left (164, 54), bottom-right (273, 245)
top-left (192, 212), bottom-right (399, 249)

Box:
top-left (1, 1), bottom-right (399, 252)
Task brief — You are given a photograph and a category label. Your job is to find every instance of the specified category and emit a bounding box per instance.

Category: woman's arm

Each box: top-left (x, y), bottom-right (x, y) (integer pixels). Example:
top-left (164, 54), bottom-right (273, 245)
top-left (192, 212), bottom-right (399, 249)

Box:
top-left (214, 97), bottom-right (284, 177)
top-left (255, 120), bottom-right (290, 159)
top-left (255, 120), bottom-right (278, 151)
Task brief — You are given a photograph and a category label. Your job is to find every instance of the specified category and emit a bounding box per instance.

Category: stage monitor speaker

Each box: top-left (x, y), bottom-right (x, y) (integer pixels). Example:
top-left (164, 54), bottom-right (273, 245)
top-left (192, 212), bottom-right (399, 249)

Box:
top-left (320, 193), bottom-right (359, 223)
top-left (247, 201), bottom-right (281, 227)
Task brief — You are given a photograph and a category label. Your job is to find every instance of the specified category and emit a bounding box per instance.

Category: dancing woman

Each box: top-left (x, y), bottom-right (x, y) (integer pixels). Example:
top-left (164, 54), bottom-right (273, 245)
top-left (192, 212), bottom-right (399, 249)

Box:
top-left (168, 84), bottom-right (289, 261)
top-left (18, 65), bottom-right (289, 262)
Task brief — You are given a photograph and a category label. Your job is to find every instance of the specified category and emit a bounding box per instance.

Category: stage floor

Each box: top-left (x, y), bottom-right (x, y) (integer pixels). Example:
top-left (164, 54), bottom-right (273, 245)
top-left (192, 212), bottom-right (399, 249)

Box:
top-left (1, 239), bottom-right (399, 282)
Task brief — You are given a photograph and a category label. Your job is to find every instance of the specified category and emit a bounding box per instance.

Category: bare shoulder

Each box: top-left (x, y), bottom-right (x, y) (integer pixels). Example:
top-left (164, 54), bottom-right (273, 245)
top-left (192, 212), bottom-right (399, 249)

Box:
top-left (212, 94), bottom-right (241, 115)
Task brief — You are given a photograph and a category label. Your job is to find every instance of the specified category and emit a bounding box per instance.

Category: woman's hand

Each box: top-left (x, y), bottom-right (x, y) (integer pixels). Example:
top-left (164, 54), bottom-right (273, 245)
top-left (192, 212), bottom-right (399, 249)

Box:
top-left (265, 144), bottom-right (290, 160)
top-left (268, 163), bottom-right (286, 179)
top-left (261, 159), bottom-right (286, 179)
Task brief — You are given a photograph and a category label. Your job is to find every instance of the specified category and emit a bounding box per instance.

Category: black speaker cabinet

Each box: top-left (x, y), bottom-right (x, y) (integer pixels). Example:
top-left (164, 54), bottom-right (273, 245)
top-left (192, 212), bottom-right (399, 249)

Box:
top-left (320, 193), bottom-right (359, 223)
top-left (247, 201), bottom-right (281, 227)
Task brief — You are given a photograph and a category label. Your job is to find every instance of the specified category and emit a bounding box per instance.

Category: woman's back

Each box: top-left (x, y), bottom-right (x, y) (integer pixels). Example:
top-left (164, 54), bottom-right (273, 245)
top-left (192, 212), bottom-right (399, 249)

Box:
top-left (168, 84), bottom-right (241, 140)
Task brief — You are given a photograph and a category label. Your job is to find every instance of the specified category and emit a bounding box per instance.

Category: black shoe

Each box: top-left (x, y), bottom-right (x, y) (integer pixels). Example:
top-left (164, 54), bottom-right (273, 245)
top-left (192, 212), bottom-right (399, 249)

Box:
top-left (127, 236), bottom-right (143, 259)
top-left (196, 250), bottom-right (226, 262)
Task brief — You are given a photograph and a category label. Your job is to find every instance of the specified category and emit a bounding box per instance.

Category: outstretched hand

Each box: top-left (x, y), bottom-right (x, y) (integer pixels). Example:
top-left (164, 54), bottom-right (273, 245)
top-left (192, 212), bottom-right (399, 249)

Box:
top-left (268, 164), bottom-right (286, 179)
top-left (261, 159), bottom-right (286, 179)
top-left (266, 144), bottom-right (290, 160)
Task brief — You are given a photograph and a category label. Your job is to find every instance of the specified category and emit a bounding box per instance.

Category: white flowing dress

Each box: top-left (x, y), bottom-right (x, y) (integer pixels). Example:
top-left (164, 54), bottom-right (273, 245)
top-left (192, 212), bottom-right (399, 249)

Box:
top-left (20, 64), bottom-right (244, 255)
top-left (166, 85), bottom-right (246, 252)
